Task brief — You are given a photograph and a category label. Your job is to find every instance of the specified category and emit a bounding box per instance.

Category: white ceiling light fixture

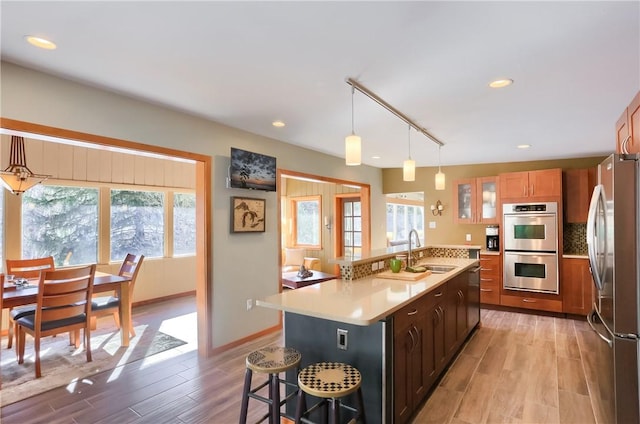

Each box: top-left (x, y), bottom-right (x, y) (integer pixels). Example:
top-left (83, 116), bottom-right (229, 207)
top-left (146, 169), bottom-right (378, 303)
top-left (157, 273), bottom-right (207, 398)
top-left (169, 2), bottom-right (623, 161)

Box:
top-left (0, 135), bottom-right (51, 195)
top-left (517, 144), bottom-right (531, 149)
top-left (403, 124), bottom-right (415, 182)
top-left (345, 85), bottom-right (361, 166)
top-left (345, 78), bottom-right (445, 176)
top-left (25, 35), bottom-right (57, 50)
top-left (272, 120), bottom-right (285, 128)
top-left (489, 78), bottom-right (513, 88)
top-left (435, 145), bottom-right (445, 190)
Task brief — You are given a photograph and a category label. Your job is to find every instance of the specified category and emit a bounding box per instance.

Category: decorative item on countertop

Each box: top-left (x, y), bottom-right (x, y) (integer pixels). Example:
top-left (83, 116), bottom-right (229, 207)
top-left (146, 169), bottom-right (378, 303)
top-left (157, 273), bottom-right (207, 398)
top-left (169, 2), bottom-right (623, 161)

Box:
top-left (297, 265), bottom-right (313, 279)
top-left (389, 259), bottom-right (402, 273)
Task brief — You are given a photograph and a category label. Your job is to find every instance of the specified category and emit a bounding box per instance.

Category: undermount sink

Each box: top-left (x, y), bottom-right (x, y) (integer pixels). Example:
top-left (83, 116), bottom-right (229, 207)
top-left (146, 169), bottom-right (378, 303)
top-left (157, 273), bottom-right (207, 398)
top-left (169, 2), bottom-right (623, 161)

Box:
top-left (418, 264), bottom-right (457, 274)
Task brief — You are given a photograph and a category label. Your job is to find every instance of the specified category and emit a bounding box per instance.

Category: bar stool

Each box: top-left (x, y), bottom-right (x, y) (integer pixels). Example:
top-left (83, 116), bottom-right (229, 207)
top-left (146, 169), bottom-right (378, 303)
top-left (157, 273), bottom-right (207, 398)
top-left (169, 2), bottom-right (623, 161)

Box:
top-left (294, 362), bottom-right (366, 424)
top-left (239, 346), bottom-right (302, 424)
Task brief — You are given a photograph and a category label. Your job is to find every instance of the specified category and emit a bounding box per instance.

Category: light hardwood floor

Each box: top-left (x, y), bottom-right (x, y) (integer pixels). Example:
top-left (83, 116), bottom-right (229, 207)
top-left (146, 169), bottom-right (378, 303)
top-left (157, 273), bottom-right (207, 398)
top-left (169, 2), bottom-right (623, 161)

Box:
top-left (1, 297), bottom-right (607, 424)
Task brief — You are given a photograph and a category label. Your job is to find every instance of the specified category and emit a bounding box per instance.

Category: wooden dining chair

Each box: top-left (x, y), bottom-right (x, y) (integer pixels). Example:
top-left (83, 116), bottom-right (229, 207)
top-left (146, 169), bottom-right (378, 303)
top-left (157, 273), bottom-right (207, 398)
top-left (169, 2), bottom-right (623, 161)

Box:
top-left (5, 257), bottom-right (55, 349)
top-left (91, 253), bottom-right (144, 338)
top-left (15, 264), bottom-right (96, 378)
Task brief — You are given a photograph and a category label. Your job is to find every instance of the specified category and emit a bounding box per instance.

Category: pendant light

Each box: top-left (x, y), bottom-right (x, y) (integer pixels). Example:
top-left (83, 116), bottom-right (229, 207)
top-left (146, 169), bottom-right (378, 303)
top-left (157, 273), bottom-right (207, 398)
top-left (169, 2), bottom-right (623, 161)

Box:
top-left (435, 145), bottom-right (445, 190)
top-left (0, 135), bottom-right (51, 195)
top-left (345, 86), bottom-right (361, 166)
top-left (403, 124), bottom-right (415, 182)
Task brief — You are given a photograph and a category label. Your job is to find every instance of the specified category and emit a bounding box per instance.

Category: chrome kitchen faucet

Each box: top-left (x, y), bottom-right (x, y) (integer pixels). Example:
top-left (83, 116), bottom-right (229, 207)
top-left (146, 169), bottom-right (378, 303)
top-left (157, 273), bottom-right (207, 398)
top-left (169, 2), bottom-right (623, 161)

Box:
top-left (408, 229), bottom-right (421, 268)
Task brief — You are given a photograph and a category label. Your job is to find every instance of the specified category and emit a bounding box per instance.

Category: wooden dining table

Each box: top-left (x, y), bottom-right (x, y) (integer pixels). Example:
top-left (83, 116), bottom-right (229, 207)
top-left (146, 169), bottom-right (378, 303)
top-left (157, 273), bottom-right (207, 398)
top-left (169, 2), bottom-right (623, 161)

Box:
top-left (2, 271), bottom-right (133, 347)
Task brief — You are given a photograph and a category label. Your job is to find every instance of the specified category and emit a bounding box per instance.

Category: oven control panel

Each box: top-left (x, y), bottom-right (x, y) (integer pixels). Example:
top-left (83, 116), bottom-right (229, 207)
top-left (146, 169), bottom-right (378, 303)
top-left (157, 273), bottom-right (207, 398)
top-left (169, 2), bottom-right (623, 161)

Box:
top-left (503, 202), bottom-right (557, 214)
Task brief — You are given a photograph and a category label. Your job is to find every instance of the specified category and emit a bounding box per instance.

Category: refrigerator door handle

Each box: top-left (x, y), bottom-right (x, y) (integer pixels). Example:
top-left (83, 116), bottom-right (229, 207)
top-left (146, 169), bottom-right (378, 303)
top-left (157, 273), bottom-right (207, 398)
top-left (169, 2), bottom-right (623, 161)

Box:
top-left (587, 184), bottom-right (606, 291)
top-left (587, 309), bottom-right (613, 348)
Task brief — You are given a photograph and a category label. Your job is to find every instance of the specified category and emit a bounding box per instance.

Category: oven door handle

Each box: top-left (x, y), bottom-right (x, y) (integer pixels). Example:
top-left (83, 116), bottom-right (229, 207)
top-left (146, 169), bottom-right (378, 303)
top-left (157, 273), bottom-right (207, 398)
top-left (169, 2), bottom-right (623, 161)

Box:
top-left (504, 251), bottom-right (556, 256)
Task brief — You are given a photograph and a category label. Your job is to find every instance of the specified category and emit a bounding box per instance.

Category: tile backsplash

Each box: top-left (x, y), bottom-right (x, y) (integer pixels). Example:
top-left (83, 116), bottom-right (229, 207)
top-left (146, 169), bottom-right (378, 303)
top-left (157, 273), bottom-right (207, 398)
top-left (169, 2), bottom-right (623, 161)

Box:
top-left (338, 247), bottom-right (473, 280)
top-left (564, 223), bottom-right (587, 255)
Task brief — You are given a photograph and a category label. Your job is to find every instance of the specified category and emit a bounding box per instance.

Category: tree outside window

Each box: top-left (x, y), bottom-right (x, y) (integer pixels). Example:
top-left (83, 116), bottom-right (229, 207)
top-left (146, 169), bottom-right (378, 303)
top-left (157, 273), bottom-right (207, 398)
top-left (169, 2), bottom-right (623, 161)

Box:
top-left (111, 189), bottom-right (164, 260)
top-left (22, 185), bottom-right (99, 266)
top-left (173, 193), bottom-right (196, 255)
top-left (292, 195), bottom-right (321, 248)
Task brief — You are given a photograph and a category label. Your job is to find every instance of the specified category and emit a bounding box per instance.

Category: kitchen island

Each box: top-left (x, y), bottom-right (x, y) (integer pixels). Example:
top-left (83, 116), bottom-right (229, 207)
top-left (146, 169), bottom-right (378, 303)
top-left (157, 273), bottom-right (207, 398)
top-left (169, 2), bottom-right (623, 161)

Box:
top-left (257, 256), bottom-right (481, 424)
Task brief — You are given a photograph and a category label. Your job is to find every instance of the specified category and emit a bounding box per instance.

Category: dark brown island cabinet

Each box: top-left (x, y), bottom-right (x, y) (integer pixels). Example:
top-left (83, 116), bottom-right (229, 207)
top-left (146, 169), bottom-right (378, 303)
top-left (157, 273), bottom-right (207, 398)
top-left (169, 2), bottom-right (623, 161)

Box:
top-left (280, 265), bottom-right (480, 424)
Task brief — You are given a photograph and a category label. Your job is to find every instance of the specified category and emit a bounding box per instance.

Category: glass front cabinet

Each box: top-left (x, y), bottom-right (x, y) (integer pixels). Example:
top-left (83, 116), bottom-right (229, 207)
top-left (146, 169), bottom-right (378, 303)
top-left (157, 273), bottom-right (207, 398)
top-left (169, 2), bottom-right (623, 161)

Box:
top-left (453, 176), bottom-right (499, 224)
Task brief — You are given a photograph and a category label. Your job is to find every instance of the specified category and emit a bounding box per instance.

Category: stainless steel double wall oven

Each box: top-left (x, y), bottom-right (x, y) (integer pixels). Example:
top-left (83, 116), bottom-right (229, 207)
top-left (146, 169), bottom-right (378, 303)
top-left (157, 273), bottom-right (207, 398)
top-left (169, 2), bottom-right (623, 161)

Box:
top-left (502, 202), bottom-right (559, 294)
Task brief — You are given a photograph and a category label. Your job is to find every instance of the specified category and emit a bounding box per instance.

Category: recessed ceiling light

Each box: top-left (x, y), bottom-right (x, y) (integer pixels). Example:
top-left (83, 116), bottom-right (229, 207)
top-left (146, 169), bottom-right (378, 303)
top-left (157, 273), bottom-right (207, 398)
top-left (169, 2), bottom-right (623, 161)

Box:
top-left (272, 120), bottom-right (285, 128)
top-left (489, 78), bottom-right (513, 88)
top-left (371, 155), bottom-right (381, 159)
top-left (25, 35), bottom-right (57, 50)
top-left (517, 144), bottom-right (531, 149)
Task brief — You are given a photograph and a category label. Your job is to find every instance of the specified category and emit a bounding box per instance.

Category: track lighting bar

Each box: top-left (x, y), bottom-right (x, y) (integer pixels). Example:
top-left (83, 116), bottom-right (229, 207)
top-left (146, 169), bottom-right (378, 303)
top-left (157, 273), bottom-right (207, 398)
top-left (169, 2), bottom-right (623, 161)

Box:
top-left (345, 78), bottom-right (445, 147)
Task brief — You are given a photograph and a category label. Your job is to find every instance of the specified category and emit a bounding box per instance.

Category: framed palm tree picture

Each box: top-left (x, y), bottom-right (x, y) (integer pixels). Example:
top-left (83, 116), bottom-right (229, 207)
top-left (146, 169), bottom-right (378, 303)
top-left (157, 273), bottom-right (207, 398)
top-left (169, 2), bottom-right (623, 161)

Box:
top-left (231, 196), bottom-right (266, 233)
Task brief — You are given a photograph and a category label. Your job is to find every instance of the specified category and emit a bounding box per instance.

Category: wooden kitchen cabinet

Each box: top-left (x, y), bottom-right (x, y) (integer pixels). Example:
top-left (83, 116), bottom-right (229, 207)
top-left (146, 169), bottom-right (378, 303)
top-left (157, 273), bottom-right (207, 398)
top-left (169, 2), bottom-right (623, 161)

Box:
top-left (445, 274), bottom-right (468, 357)
top-left (616, 91), bottom-right (640, 154)
top-left (393, 297), bottom-right (429, 424)
top-left (500, 168), bottom-right (562, 200)
top-left (453, 176), bottom-right (499, 224)
top-left (500, 293), bottom-right (563, 313)
top-left (563, 168), bottom-right (597, 223)
top-left (562, 257), bottom-right (594, 316)
top-left (479, 254), bottom-right (501, 305)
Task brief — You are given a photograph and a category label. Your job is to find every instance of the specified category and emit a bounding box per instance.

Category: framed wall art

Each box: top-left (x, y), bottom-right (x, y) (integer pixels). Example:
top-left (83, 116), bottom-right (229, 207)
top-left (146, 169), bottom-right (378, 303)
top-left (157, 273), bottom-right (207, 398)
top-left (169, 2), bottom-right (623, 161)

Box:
top-left (231, 196), bottom-right (266, 233)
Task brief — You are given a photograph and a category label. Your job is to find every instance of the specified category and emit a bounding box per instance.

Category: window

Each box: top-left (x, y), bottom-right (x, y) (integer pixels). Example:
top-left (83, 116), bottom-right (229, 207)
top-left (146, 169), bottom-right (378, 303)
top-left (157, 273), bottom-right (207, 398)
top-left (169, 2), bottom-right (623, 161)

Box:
top-left (386, 200), bottom-right (424, 245)
top-left (22, 185), bottom-right (99, 266)
top-left (343, 199), bottom-right (362, 256)
top-left (111, 189), bottom-right (165, 260)
top-left (173, 193), bottom-right (196, 255)
top-left (292, 195), bottom-right (321, 248)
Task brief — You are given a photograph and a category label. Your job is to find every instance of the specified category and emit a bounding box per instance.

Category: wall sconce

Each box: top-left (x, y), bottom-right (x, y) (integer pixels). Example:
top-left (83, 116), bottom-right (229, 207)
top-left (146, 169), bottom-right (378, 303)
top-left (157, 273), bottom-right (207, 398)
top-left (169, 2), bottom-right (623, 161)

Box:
top-left (324, 216), bottom-right (331, 230)
top-left (430, 200), bottom-right (444, 216)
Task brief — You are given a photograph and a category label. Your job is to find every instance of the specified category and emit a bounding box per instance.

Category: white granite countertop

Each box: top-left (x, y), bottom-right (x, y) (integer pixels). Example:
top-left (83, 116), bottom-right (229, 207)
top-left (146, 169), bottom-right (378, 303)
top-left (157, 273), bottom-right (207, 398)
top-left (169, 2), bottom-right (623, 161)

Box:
top-left (257, 257), bottom-right (479, 326)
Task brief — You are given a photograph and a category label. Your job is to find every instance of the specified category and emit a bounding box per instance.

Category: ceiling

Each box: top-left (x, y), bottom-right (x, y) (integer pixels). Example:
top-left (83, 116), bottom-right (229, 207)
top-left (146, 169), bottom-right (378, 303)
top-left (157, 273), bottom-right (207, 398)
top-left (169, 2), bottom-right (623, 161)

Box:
top-left (1, 1), bottom-right (639, 169)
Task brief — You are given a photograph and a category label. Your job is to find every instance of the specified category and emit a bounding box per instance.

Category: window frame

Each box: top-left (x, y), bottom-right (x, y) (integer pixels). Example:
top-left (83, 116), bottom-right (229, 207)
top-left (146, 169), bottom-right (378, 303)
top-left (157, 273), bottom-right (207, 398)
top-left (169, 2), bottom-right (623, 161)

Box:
top-left (7, 179), bottom-right (195, 267)
top-left (386, 197), bottom-right (425, 245)
top-left (291, 195), bottom-right (322, 249)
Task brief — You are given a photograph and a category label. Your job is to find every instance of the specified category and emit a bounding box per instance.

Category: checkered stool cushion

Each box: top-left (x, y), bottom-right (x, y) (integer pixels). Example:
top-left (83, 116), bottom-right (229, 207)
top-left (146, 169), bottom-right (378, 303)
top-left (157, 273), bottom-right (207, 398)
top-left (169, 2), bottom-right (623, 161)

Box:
top-left (298, 362), bottom-right (362, 399)
top-left (246, 346), bottom-right (302, 374)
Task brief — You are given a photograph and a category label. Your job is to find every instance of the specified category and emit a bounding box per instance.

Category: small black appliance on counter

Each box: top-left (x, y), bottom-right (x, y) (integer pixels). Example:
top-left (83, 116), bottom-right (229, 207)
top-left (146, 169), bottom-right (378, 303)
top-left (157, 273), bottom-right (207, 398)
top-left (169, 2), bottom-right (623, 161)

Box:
top-left (486, 225), bottom-right (499, 251)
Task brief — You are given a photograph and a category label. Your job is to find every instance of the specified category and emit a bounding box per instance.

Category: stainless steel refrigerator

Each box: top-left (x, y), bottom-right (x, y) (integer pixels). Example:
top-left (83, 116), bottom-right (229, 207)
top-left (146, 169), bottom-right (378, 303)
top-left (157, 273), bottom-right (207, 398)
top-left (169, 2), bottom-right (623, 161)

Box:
top-left (587, 153), bottom-right (640, 424)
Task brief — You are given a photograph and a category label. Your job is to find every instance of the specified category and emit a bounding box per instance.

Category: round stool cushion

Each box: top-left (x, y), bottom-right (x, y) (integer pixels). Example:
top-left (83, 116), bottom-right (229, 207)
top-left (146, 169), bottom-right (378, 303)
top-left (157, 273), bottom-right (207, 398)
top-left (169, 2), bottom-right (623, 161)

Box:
top-left (298, 362), bottom-right (362, 398)
top-left (246, 346), bottom-right (301, 374)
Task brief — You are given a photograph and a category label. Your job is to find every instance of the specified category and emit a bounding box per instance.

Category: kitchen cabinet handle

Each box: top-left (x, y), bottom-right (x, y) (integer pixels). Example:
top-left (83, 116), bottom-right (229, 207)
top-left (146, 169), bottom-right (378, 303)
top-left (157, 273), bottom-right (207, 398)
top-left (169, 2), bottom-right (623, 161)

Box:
top-left (408, 327), bottom-right (416, 351)
top-left (622, 135), bottom-right (631, 154)
top-left (523, 185), bottom-right (526, 196)
top-left (480, 288), bottom-right (493, 292)
top-left (480, 278), bottom-right (494, 282)
top-left (480, 267), bottom-right (492, 272)
top-left (434, 292), bottom-right (443, 297)
top-left (407, 309), bottom-right (418, 316)
top-left (480, 257), bottom-right (490, 261)
top-left (522, 298), bottom-right (536, 303)
top-left (531, 184), bottom-right (534, 196)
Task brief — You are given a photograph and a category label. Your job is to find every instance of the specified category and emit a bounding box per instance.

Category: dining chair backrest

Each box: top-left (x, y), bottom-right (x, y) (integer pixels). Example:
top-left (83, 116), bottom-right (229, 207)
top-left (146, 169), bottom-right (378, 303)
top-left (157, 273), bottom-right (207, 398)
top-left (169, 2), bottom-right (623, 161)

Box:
top-left (6, 257), bottom-right (55, 279)
top-left (36, 265), bottom-right (96, 330)
top-left (119, 253), bottom-right (144, 292)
